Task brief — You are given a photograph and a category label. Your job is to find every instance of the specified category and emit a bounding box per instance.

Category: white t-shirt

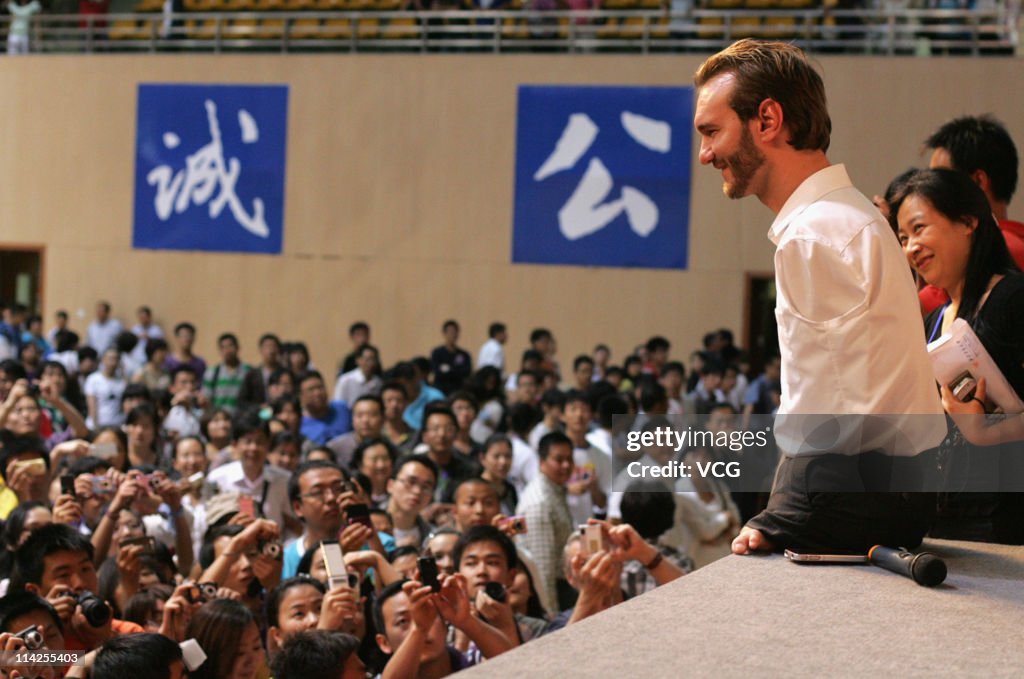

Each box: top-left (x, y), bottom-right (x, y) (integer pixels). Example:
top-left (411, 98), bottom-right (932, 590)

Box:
top-left (87, 319), bottom-right (123, 354)
top-left (84, 371), bottom-right (126, 428)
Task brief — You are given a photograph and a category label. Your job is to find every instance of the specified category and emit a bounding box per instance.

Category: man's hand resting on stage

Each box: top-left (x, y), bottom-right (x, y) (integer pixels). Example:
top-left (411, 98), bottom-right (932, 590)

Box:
top-left (731, 526), bottom-right (774, 555)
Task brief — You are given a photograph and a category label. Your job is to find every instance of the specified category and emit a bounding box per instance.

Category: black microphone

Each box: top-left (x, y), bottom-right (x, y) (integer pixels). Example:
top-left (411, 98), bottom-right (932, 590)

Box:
top-left (868, 545), bottom-right (947, 587)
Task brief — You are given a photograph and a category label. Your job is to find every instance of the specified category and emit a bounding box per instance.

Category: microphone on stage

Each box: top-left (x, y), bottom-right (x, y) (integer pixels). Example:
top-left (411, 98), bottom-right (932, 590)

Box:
top-left (868, 545), bottom-right (947, 587)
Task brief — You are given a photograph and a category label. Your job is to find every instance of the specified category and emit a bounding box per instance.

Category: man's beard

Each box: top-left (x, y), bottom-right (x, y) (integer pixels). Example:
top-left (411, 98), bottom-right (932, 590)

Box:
top-left (722, 126), bottom-right (766, 200)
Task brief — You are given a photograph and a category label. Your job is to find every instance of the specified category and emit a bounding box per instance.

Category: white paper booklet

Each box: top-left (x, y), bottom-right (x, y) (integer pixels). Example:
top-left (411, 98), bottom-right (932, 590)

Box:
top-left (927, 318), bottom-right (1024, 414)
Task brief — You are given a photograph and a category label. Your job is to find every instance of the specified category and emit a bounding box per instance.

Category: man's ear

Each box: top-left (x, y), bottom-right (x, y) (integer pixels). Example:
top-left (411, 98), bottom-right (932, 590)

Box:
top-left (24, 583), bottom-right (40, 596)
top-left (971, 169), bottom-right (993, 196)
top-left (291, 500), bottom-right (304, 520)
top-left (505, 567), bottom-right (518, 587)
top-left (756, 99), bottom-right (785, 142)
top-left (376, 633), bottom-right (392, 655)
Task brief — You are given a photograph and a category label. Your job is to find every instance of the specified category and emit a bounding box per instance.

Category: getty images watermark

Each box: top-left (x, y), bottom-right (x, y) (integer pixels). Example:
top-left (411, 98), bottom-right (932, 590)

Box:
top-left (623, 422), bottom-right (771, 480)
top-left (610, 414), bottom-right (779, 494)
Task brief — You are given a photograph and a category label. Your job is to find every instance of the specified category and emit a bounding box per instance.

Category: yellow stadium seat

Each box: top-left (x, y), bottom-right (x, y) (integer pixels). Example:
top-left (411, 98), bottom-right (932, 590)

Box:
top-left (185, 17), bottom-right (219, 37)
top-left (134, 0), bottom-right (164, 13)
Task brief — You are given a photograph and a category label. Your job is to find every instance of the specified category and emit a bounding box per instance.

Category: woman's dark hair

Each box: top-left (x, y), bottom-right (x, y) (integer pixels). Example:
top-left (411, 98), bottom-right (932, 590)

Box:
top-left (889, 168), bottom-right (1019, 322)
top-left (122, 583), bottom-right (174, 628)
top-left (268, 367), bottom-right (295, 388)
top-left (481, 433), bottom-right (512, 456)
top-left (125, 404), bottom-right (158, 442)
top-left (2, 501), bottom-right (48, 552)
top-left (467, 366), bottom-right (505, 404)
top-left (272, 396), bottom-right (301, 420)
top-left (351, 437), bottom-right (399, 474)
top-left (516, 560), bottom-right (548, 620)
top-left (92, 426), bottom-right (129, 472)
top-left (0, 501), bottom-right (48, 580)
top-left (40, 360), bottom-right (86, 414)
top-left (185, 598), bottom-right (256, 679)
top-left (200, 408), bottom-right (233, 442)
top-left (265, 576), bottom-right (326, 629)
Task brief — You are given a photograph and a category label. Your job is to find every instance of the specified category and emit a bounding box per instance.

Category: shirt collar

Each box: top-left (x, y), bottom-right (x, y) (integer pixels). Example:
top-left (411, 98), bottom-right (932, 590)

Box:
top-left (768, 164), bottom-right (852, 245)
top-left (539, 473), bottom-right (567, 498)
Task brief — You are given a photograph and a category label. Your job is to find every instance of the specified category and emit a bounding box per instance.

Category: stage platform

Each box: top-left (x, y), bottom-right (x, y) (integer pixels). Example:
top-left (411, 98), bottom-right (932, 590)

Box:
top-left (461, 539), bottom-right (1024, 678)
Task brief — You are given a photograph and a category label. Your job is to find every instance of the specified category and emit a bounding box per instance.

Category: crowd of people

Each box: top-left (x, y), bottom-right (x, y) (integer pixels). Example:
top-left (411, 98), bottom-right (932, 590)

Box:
top-left (0, 298), bottom-right (775, 677)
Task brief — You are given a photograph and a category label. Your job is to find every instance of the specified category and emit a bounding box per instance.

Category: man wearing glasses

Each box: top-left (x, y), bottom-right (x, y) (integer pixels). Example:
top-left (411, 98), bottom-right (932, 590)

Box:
top-left (386, 455), bottom-right (440, 549)
top-left (421, 403), bottom-right (481, 505)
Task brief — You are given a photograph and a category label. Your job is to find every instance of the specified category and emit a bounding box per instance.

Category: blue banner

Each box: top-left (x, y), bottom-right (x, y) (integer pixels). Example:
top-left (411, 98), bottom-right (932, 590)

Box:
top-left (133, 84), bottom-right (289, 254)
top-left (513, 85), bottom-right (692, 270)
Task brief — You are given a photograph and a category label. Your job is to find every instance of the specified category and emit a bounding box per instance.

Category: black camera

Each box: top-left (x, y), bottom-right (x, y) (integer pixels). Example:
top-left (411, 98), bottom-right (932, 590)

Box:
top-left (259, 540), bottom-right (283, 560)
top-left (64, 591), bottom-right (112, 628)
top-left (14, 624), bottom-right (44, 651)
top-left (483, 581), bottom-right (508, 603)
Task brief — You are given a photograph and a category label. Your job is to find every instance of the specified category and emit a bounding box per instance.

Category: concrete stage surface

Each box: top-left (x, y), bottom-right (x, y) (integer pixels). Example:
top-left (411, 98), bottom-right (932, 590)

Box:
top-left (461, 539), bottom-right (1023, 679)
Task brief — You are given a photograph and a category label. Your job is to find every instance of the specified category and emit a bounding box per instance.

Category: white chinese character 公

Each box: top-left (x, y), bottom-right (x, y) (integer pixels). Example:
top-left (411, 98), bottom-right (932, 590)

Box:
top-left (534, 111), bottom-right (671, 241)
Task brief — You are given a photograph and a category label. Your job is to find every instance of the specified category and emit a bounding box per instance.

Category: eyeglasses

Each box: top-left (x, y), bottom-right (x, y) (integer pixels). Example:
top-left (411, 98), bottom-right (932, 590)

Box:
top-left (426, 425), bottom-right (457, 435)
top-left (300, 483), bottom-right (348, 502)
top-left (396, 476), bottom-right (435, 495)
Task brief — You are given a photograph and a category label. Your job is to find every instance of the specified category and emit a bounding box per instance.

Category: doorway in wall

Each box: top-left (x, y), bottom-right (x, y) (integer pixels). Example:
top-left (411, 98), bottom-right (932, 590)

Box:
top-left (744, 273), bottom-right (778, 376)
top-left (0, 246), bottom-right (45, 316)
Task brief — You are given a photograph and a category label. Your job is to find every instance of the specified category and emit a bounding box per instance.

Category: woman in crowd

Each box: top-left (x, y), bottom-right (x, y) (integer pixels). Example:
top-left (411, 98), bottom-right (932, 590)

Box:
top-left (449, 391), bottom-right (482, 459)
top-left (37, 361), bottom-right (89, 444)
top-left (468, 367), bottom-right (506, 444)
top-left (352, 437), bottom-right (396, 508)
top-left (186, 598), bottom-right (268, 679)
top-left (0, 500), bottom-right (51, 580)
top-left (479, 434), bottom-right (518, 516)
top-left (202, 408), bottom-right (234, 467)
top-left (91, 425), bottom-right (129, 472)
top-left (891, 168), bottom-right (1024, 544)
top-left (131, 338), bottom-right (171, 391)
top-left (124, 404), bottom-right (163, 469)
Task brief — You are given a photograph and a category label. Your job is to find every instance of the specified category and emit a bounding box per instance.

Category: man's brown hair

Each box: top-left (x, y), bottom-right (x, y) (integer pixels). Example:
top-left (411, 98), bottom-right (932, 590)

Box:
top-left (695, 39), bottom-right (831, 153)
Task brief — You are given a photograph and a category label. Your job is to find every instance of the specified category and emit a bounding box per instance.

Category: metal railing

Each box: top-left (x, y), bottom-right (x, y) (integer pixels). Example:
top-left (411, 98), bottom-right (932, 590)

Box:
top-left (0, 6), bottom-right (1017, 54)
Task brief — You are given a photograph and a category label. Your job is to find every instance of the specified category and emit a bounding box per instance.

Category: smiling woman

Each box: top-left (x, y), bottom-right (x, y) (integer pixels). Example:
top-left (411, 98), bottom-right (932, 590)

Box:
top-left (890, 168), bottom-right (1024, 545)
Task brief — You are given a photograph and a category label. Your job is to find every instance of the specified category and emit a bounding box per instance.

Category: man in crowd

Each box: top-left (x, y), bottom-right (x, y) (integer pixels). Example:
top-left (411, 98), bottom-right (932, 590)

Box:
top-left (431, 320), bottom-right (472, 396)
top-left (386, 454), bottom-right (439, 548)
top-left (420, 403), bottom-right (480, 504)
top-left (129, 305), bottom-right (164, 369)
top-left (515, 431), bottom-right (574, 611)
top-left (393, 361), bottom-right (444, 432)
top-left (13, 524), bottom-right (144, 650)
top-left (333, 344), bottom-right (382, 406)
top-left (327, 394), bottom-right (385, 469)
top-left (476, 322), bottom-right (507, 374)
top-left (282, 460), bottom-right (375, 578)
top-left (299, 370), bottom-right (352, 446)
top-left (86, 301), bottom-right (122, 354)
top-left (381, 381), bottom-right (416, 453)
top-left (164, 322), bottom-right (206, 377)
top-left (339, 322), bottom-right (371, 376)
top-left (207, 412), bottom-right (299, 536)
top-left (239, 333), bottom-right (283, 409)
top-left (202, 332), bottom-right (251, 413)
